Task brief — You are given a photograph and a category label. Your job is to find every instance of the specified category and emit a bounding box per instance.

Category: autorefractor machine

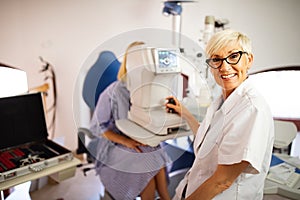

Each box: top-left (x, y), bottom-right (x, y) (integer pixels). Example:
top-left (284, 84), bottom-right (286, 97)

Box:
top-left (124, 45), bottom-right (189, 136)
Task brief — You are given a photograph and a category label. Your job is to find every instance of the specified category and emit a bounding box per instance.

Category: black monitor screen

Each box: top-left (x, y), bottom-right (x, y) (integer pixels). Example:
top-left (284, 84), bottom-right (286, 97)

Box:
top-left (0, 93), bottom-right (48, 150)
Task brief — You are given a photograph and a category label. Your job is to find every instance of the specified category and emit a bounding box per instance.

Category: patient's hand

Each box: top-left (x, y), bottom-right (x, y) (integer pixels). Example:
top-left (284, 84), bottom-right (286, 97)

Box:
top-left (103, 130), bottom-right (145, 152)
top-left (123, 137), bottom-right (145, 153)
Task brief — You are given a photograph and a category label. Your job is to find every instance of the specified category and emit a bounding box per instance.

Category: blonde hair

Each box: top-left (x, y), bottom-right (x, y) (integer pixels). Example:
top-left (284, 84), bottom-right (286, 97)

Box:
top-left (205, 29), bottom-right (252, 58)
top-left (117, 41), bottom-right (145, 82)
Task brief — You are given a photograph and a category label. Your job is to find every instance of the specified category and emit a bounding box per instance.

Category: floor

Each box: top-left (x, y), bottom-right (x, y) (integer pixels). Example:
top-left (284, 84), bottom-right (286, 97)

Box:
top-left (31, 167), bottom-right (293, 200)
top-left (4, 158), bottom-right (295, 200)
top-left (29, 163), bottom-right (103, 200)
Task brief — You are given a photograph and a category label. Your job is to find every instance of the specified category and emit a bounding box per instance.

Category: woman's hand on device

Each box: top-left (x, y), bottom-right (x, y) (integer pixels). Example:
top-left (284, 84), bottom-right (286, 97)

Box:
top-left (165, 96), bottom-right (182, 115)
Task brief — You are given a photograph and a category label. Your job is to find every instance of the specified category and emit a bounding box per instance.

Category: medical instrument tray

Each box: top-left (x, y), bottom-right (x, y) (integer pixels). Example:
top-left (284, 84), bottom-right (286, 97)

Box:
top-left (0, 92), bottom-right (74, 183)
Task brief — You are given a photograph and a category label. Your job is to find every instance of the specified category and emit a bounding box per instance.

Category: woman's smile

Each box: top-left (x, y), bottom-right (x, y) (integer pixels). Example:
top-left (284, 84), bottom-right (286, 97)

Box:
top-left (220, 73), bottom-right (237, 79)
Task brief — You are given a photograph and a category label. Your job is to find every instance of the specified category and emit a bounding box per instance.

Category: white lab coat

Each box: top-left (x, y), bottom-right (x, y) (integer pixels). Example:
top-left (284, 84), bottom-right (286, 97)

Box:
top-left (173, 79), bottom-right (274, 200)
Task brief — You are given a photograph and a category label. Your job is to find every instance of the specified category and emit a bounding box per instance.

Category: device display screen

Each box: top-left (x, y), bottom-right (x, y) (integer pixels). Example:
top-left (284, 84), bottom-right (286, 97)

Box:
top-left (158, 50), bottom-right (177, 69)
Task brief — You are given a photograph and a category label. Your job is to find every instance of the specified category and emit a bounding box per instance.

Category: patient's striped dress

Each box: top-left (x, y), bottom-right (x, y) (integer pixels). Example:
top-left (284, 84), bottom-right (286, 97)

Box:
top-left (90, 80), bottom-right (171, 200)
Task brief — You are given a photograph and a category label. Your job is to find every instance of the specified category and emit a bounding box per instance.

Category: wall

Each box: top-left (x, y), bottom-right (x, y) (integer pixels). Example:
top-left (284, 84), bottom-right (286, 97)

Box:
top-left (0, 0), bottom-right (299, 150)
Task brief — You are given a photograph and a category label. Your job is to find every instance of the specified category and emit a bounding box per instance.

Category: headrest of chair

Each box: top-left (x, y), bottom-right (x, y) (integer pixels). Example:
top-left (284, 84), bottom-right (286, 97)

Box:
top-left (82, 51), bottom-right (121, 111)
top-left (274, 120), bottom-right (297, 148)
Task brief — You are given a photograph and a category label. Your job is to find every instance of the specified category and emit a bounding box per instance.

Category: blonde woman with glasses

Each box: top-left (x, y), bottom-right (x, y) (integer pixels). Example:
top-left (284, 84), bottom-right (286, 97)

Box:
top-left (166, 29), bottom-right (274, 200)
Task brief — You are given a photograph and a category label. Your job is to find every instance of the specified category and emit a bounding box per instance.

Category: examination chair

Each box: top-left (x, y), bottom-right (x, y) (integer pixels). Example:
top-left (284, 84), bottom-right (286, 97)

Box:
top-left (76, 51), bottom-right (120, 200)
top-left (273, 119), bottom-right (298, 154)
top-left (77, 51), bottom-right (121, 164)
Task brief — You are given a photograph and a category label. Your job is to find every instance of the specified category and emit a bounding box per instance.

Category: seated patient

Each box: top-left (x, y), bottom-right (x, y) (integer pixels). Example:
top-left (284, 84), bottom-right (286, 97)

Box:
top-left (90, 41), bottom-right (171, 200)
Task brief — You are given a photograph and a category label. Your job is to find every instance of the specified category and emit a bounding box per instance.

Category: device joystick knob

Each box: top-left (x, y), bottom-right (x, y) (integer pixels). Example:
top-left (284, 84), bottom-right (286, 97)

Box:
top-left (168, 98), bottom-right (176, 113)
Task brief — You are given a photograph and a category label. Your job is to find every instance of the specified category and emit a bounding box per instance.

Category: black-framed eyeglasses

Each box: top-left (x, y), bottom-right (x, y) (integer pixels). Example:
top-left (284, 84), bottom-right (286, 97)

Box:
top-left (206, 51), bottom-right (248, 69)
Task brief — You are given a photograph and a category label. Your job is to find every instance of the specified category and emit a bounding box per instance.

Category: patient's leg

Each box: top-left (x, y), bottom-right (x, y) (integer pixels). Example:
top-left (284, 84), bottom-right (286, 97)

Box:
top-left (155, 167), bottom-right (171, 200)
top-left (140, 177), bottom-right (156, 200)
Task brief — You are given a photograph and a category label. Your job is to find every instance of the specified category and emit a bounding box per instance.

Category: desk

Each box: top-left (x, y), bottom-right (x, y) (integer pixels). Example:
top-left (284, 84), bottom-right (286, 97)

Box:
top-left (0, 157), bottom-right (81, 192)
top-left (116, 119), bottom-right (192, 147)
top-left (264, 153), bottom-right (300, 199)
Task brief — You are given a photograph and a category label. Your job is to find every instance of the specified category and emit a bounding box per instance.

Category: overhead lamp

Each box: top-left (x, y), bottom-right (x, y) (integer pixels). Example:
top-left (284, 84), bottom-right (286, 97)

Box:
top-left (162, 1), bottom-right (196, 16)
top-left (162, 1), bottom-right (197, 48)
top-left (162, 2), bottom-right (182, 16)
